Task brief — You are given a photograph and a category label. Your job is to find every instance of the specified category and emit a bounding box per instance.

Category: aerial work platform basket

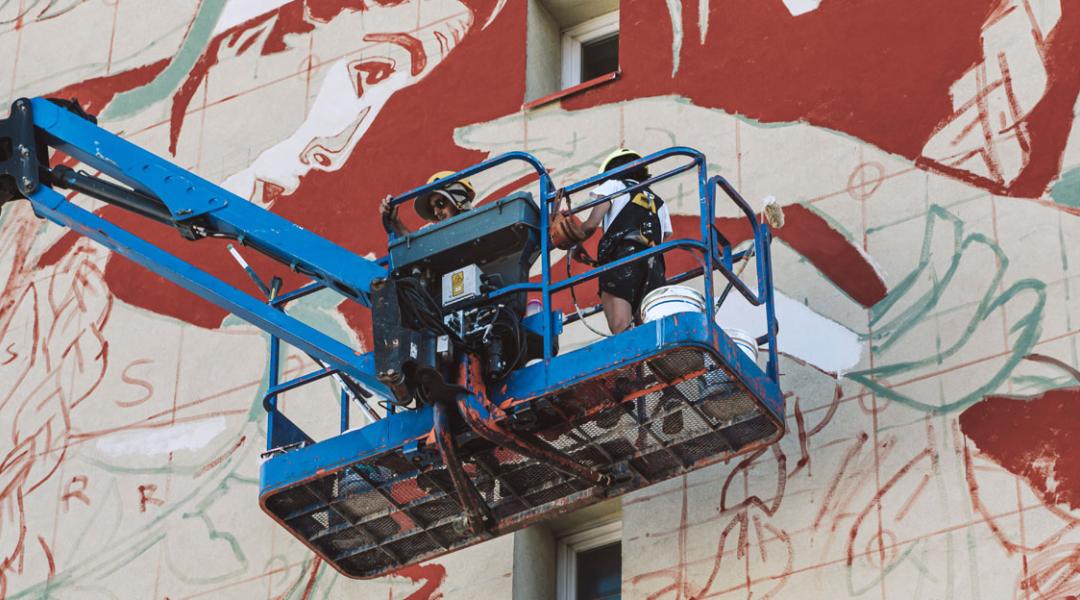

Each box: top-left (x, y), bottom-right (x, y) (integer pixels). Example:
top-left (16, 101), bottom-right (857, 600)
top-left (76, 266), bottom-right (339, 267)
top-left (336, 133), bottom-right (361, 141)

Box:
top-left (0, 98), bottom-right (782, 579)
top-left (263, 315), bottom-right (780, 577)
top-left (257, 150), bottom-right (783, 577)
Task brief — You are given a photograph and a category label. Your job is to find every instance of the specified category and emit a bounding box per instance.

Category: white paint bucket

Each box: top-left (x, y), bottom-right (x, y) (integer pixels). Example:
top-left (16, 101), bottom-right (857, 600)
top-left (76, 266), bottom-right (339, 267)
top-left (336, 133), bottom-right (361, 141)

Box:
top-left (723, 327), bottom-right (759, 363)
top-left (640, 285), bottom-right (706, 323)
top-left (525, 299), bottom-right (543, 317)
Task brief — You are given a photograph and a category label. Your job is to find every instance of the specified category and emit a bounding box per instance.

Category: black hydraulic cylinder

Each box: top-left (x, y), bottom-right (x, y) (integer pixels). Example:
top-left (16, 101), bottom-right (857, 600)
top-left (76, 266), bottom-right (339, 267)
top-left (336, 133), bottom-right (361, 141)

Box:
top-left (50, 164), bottom-right (173, 224)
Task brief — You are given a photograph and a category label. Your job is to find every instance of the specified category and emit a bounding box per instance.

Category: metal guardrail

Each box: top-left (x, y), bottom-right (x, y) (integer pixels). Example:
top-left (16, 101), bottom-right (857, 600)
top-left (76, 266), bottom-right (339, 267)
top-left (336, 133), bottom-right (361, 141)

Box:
top-left (266, 146), bottom-right (780, 447)
top-left (391, 147), bottom-right (780, 382)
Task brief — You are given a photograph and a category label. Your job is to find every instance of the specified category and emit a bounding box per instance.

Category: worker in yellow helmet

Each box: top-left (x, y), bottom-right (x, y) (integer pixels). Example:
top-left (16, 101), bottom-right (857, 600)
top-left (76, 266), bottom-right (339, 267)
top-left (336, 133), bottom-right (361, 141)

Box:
top-left (577, 148), bottom-right (672, 334)
top-left (380, 170), bottom-right (476, 236)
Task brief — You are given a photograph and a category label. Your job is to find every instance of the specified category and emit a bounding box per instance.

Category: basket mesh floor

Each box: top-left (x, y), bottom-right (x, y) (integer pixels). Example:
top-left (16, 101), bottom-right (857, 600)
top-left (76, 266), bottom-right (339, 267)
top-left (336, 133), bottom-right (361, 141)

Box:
top-left (262, 347), bottom-right (780, 578)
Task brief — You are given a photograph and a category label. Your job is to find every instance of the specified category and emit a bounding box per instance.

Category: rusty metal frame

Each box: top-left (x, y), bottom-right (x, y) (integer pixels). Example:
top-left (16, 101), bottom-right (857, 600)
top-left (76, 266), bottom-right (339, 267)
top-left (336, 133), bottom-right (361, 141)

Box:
top-left (455, 357), bottom-right (613, 488)
top-left (432, 399), bottom-right (494, 535)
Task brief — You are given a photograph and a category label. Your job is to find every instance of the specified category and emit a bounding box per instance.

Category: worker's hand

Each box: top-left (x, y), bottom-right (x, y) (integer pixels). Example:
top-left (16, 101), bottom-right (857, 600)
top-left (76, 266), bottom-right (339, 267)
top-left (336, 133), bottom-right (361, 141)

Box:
top-left (550, 188), bottom-right (569, 222)
top-left (380, 194), bottom-right (399, 222)
top-left (570, 244), bottom-right (598, 267)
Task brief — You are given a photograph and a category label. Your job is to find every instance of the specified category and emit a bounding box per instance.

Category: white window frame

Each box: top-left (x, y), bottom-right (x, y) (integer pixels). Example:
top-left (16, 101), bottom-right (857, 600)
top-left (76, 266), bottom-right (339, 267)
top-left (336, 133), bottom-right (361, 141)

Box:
top-left (560, 10), bottom-right (620, 89)
top-left (555, 519), bottom-right (622, 600)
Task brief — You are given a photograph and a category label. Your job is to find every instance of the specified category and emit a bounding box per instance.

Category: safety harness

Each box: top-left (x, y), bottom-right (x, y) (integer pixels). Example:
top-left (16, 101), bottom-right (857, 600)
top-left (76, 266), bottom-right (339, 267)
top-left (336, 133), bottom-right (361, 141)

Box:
top-left (597, 180), bottom-right (665, 263)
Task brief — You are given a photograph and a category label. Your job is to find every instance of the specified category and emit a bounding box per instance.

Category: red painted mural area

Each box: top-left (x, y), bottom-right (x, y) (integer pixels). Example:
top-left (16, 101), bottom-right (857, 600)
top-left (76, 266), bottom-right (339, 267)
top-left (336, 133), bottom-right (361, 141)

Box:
top-left (32, 0), bottom-right (1076, 333)
top-left (566, 0), bottom-right (1080, 198)
top-left (568, 0), bottom-right (988, 150)
top-left (959, 386), bottom-right (1080, 511)
top-left (391, 562), bottom-right (447, 600)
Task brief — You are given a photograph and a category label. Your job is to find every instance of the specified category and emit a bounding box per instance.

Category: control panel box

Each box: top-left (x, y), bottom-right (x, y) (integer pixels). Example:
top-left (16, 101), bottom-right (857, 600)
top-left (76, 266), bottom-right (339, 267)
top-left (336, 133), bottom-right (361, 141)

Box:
top-left (442, 264), bottom-right (482, 307)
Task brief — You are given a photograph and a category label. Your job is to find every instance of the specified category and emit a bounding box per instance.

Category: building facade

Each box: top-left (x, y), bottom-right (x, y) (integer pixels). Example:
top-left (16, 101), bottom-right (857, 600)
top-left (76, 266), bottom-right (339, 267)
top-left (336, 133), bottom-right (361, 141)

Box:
top-left (1, 0), bottom-right (1078, 598)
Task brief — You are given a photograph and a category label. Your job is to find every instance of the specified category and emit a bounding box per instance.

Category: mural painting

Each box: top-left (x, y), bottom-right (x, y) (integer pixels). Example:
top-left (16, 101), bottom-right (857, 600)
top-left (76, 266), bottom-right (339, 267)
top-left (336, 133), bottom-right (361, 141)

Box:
top-left (0, 0), bottom-right (1077, 598)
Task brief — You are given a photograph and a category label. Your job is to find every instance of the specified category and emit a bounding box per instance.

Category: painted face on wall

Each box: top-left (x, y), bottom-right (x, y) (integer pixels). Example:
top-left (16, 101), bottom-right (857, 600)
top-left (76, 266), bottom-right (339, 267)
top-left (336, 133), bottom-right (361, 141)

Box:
top-left (28, 0), bottom-right (488, 206)
top-left (211, 0), bottom-right (479, 205)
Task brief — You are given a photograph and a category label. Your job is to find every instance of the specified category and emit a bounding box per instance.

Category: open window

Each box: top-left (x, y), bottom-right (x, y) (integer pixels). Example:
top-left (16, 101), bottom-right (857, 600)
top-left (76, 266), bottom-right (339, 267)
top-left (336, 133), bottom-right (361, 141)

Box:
top-left (561, 11), bottom-right (619, 89)
top-left (526, 0), bottom-right (620, 105)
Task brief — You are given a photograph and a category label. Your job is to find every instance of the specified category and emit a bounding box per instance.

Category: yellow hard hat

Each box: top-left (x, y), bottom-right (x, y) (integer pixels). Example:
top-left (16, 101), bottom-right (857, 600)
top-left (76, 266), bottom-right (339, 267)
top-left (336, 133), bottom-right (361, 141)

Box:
top-left (598, 148), bottom-right (644, 175)
top-left (416, 170), bottom-right (476, 221)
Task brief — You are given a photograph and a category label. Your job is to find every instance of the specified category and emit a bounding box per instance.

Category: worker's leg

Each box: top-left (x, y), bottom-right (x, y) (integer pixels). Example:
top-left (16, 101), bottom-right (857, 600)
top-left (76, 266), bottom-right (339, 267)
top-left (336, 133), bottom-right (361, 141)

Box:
top-left (598, 242), bottom-right (646, 335)
top-left (632, 255), bottom-right (668, 327)
top-left (601, 291), bottom-right (633, 334)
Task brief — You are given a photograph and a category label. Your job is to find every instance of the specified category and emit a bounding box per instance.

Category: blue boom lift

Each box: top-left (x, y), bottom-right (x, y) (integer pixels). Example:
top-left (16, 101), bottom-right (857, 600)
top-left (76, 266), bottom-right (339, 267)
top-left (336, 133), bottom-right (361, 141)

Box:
top-left (0, 97), bottom-right (782, 578)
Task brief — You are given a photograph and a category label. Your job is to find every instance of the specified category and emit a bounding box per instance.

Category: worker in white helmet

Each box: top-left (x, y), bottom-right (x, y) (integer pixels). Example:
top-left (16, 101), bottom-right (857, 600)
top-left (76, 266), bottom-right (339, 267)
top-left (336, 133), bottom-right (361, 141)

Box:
top-left (380, 170), bottom-right (476, 236)
top-left (577, 148), bottom-right (673, 334)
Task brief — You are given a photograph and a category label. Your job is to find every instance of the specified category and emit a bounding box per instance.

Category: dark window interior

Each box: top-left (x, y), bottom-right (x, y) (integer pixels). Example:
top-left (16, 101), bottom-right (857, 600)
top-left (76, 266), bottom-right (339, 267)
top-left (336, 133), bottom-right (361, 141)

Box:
top-left (576, 541), bottom-right (621, 600)
top-left (580, 33), bottom-right (619, 82)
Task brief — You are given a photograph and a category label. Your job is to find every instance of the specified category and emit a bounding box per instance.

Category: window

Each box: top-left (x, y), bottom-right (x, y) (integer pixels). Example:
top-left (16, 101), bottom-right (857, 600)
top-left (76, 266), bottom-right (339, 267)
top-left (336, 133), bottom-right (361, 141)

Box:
top-left (525, 0), bottom-right (620, 105)
top-left (580, 34), bottom-right (619, 83)
top-left (511, 501), bottom-right (621, 600)
top-left (556, 519), bottom-right (622, 600)
top-left (560, 11), bottom-right (619, 89)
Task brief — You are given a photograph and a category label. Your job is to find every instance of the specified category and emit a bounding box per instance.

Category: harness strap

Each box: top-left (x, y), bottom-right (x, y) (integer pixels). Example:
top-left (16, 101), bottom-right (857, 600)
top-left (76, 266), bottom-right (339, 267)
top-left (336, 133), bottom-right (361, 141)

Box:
top-left (631, 190), bottom-right (657, 213)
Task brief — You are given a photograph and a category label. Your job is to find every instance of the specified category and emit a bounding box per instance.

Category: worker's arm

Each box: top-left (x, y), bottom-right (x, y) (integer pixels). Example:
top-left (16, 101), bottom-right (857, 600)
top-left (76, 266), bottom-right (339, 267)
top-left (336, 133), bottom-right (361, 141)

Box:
top-left (380, 194), bottom-right (410, 237)
top-left (578, 179), bottom-right (623, 238)
top-left (578, 201), bottom-right (610, 238)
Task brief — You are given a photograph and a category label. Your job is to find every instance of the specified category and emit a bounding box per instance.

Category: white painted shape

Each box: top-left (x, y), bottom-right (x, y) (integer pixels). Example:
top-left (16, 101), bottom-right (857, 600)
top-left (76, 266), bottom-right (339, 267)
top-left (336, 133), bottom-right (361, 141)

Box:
top-left (946, 67), bottom-right (978, 110)
top-left (924, 1), bottom-right (1056, 185)
top-left (214, 0), bottom-right (292, 34)
top-left (224, 62), bottom-right (406, 198)
top-left (483, 0), bottom-right (509, 29)
top-left (852, 236), bottom-right (888, 283)
top-left (982, 7), bottom-right (1048, 111)
top-left (664, 0), bottom-right (683, 76)
top-left (220, 11), bottom-right (472, 203)
top-left (782, 0), bottom-right (822, 16)
top-left (1028, 0), bottom-right (1062, 39)
top-left (96, 417), bottom-right (228, 457)
top-left (1031, 456), bottom-right (1059, 495)
top-left (699, 0), bottom-right (710, 43)
top-left (715, 290), bottom-right (862, 373)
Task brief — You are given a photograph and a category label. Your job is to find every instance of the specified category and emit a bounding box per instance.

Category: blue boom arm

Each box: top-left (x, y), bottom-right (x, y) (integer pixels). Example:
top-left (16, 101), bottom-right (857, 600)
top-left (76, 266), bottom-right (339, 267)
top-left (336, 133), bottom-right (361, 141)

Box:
top-left (0, 97), bottom-right (391, 396)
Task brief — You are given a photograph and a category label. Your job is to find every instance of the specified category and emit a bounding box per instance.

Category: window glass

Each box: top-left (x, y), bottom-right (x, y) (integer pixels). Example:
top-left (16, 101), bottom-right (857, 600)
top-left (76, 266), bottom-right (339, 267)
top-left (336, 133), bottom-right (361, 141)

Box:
top-left (575, 541), bottom-right (621, 600)
top-left (580, 33), bottom-right (619, 82)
